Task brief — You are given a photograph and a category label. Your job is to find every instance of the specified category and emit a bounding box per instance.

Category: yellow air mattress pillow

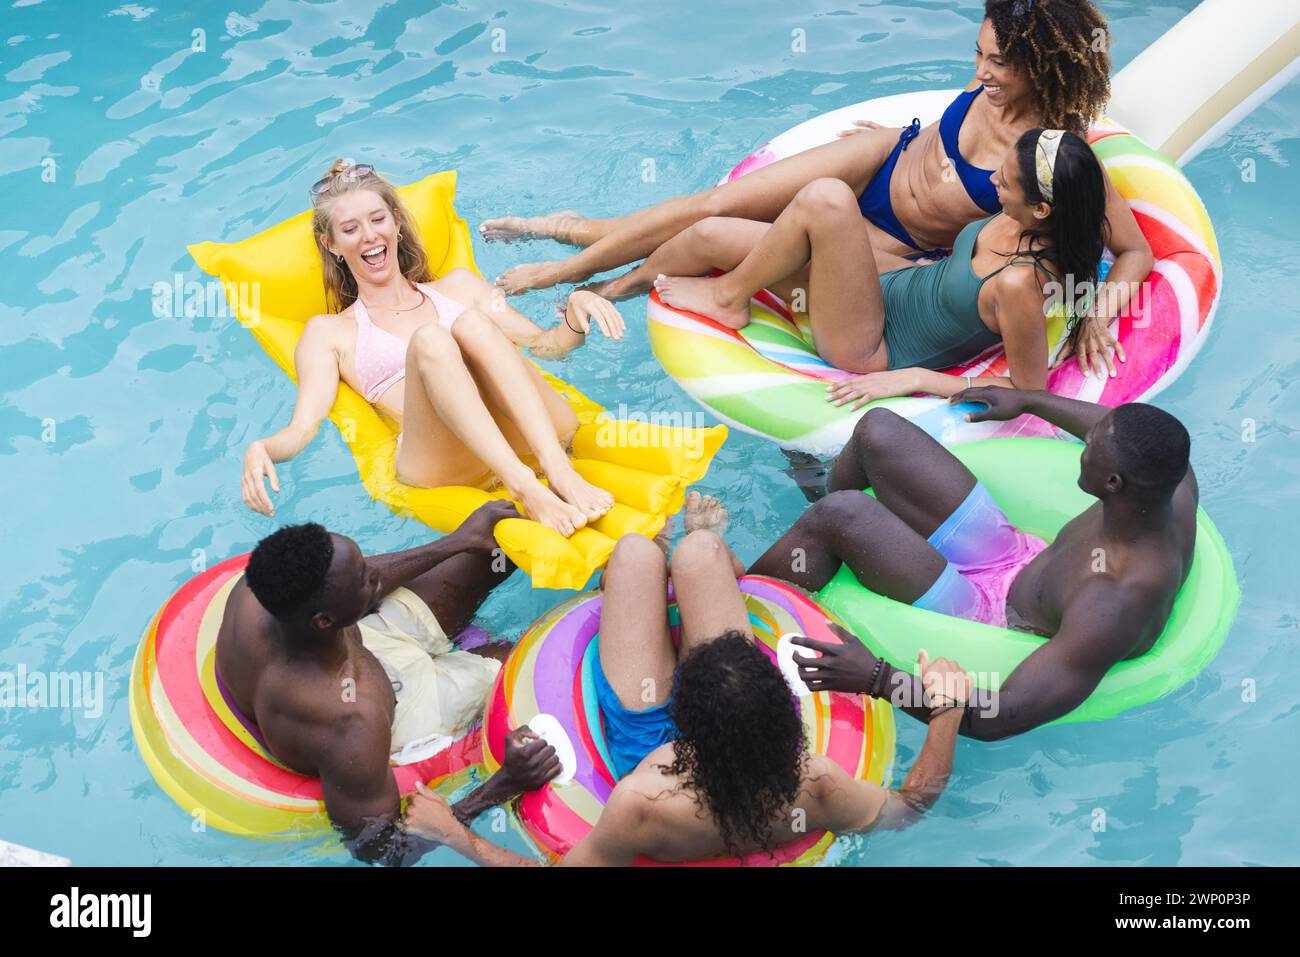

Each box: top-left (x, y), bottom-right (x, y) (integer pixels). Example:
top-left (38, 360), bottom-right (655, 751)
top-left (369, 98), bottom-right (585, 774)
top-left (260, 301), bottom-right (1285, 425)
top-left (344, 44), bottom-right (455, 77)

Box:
top-left (189, 170), bottom-right (725, 590)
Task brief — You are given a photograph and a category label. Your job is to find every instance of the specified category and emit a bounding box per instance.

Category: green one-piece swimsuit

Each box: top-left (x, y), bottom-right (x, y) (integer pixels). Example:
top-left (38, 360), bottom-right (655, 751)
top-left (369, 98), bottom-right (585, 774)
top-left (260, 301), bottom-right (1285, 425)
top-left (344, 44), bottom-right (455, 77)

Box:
top-left (878, 215), bottom-right (1052, 370)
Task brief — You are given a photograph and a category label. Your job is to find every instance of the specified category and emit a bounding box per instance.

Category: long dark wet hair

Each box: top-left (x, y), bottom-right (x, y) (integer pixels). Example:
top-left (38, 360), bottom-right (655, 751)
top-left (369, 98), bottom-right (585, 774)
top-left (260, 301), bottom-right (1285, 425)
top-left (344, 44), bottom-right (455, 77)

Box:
top-left (663, 631), bottom-right (806, 859)
top-left (1010, 128), bottom-right (1109, 356)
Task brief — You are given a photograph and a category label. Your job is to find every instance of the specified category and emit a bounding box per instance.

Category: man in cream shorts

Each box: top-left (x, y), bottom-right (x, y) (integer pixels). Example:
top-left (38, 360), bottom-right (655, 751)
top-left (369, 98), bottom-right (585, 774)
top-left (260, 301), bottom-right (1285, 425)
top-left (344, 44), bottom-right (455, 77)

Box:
top-left (359, 583), bottom-right (501, 761)
top-left (216, 500), bottom-right (560, 865)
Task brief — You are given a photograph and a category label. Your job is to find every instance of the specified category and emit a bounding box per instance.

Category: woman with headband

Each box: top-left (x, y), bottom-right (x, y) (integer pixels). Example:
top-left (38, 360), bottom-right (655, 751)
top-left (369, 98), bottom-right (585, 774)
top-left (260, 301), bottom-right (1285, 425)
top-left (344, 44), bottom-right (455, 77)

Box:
top-left (482, 1), bottom-right (1147, 377)
top-left (648, 128), bottom-right (1106, 406)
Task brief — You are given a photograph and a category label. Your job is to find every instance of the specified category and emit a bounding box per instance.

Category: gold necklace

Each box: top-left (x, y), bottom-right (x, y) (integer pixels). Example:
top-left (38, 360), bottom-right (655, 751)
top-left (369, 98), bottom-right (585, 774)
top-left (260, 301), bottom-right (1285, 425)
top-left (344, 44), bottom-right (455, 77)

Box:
top-left (360, 282), bottom-right (423, 316)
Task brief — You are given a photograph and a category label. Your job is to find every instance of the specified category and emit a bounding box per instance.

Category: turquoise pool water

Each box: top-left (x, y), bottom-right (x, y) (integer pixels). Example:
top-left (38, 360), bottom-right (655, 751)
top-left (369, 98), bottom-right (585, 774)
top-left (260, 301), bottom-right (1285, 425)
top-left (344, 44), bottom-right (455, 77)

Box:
top-left (2, 0), bottom-right (1297, 867)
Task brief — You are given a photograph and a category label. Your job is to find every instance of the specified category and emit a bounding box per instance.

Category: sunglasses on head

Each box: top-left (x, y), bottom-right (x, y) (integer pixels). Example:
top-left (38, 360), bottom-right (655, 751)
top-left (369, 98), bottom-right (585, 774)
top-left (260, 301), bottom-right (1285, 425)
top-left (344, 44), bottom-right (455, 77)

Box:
top-left (309, 163), bottom-right (376, 197)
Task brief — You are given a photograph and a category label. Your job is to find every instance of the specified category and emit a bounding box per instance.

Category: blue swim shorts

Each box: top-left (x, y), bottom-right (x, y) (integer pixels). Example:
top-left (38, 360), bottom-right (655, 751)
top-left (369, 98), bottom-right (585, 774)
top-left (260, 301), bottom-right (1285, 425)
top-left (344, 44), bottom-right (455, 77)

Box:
top-left (591, 644), bottom-right (679, 780)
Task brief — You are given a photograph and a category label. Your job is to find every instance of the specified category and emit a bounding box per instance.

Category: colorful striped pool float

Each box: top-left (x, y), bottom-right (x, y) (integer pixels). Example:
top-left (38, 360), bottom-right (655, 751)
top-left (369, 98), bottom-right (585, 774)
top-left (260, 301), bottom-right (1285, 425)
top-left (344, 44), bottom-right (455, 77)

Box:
top-left (129, 554), bottom-right (481, 840)
top-left (647, 90), bottom-right (1222, 456)
top-left (482, 576), bottom-right (896, 865)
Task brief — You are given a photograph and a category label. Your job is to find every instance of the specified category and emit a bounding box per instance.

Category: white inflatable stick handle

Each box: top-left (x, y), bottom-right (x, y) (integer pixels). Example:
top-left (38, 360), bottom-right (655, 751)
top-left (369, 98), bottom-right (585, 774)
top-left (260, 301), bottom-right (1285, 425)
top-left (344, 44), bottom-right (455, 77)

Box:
top-left (777, 632), bottom-right (818, 697)
top-left (521, 713), bottom-right (576, 787)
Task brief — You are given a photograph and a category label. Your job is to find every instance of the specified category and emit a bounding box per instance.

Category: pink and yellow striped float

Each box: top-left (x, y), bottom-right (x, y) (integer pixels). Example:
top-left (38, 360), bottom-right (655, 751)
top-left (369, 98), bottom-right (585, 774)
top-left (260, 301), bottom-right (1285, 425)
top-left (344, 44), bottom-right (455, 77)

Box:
top-left (647, 90), bottom-right (1222, 456)
top-left (129, 554), bottom-right (481, 839)
top-left (482, 575), bottom-right (895, 865)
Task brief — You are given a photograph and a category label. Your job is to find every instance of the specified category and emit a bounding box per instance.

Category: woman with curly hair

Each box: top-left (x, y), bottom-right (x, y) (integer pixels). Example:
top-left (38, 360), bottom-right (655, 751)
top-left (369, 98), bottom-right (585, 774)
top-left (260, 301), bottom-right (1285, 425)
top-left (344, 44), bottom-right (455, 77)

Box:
top-left (401, 529), bottom-right (971, 866)
top-left (239, 161), bottom-right (624, 537)
top-left (484, 0), bottom-right (1149, 376)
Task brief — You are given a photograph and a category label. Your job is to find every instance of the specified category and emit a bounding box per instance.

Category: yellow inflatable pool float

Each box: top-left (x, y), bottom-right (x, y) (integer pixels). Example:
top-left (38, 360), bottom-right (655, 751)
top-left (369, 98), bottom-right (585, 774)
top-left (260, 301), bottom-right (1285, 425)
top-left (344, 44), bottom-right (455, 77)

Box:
top-left (190, 171), bottom-right (725, 590)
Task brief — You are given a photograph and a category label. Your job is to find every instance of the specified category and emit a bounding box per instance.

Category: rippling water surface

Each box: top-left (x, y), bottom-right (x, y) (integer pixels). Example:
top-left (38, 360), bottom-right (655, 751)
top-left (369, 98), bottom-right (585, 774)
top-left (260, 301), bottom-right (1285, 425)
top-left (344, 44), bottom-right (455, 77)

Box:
top-left (1, 0), bottom-right (1296, 866)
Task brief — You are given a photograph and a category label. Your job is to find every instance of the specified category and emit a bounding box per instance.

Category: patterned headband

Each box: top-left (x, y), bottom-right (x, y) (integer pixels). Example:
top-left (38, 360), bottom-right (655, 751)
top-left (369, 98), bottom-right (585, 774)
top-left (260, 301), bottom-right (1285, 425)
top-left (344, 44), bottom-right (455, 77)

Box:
top-left (1035, 129), bottom-right (1066, 203)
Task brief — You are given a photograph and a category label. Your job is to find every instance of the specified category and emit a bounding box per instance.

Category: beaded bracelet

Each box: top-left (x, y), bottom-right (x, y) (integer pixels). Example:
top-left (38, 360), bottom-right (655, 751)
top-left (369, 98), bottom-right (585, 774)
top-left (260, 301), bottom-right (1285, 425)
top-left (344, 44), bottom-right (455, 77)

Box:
top-left (866, 657), bottom-right (884, 697)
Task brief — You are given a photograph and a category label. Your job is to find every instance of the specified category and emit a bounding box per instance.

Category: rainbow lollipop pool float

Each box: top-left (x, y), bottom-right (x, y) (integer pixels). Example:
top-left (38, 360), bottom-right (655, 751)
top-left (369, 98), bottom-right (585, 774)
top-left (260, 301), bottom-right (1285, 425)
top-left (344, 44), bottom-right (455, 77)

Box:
top-left (647, 90), bottom-right (1222, 456)
top-left (482, 576), bottom-right (896, 866)
top-left (130, 554), bottom-right (481, 839)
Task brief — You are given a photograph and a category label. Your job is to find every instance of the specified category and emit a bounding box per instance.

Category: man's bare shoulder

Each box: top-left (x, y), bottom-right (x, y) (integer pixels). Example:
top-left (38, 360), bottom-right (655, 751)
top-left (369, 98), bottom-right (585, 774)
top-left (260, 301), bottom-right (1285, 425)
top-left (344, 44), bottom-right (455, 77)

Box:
top-left (798, 754), bottom-right (849, 811)
top-left (1062, 570), bottom-right (1154, 613)
top-left (261, 650), bottom-right (386, 723)
top-left (256, 675), bottom-right (391, 776)
top-left (217, 579), bottom-right (270, 663)
top-left (801, 754), bottom-right (840, 791)
top-left (223, 574), bottom-right (258, 614)
top-left (1057, 572), bottom-right (1176, 662)
top-left (575, 747), bottom-right (704, 862)
top-left (1089, 530), bottom-right (1189, 602)
top-left (604, 748), bottom-right (692, 823)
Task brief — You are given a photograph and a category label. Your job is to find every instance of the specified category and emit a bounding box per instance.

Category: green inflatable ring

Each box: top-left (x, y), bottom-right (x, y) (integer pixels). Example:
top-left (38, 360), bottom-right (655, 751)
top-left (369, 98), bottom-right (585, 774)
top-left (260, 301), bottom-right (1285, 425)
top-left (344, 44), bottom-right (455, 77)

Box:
top-left (816, 438), bottom-right (1239, 724)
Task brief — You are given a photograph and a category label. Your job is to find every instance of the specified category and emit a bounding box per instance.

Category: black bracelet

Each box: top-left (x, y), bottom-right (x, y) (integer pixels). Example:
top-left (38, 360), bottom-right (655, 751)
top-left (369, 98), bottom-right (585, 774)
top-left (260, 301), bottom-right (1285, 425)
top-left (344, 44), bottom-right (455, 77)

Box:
top-left (564, 311), bottom-right (586, 335)
top-left (866, 657), bottom-right (884, 697)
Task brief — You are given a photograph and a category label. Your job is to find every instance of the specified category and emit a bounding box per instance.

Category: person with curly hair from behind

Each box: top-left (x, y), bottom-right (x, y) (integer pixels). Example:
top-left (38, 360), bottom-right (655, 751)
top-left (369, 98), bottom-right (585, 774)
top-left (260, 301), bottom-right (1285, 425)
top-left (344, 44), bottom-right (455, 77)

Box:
top-left (483, 0), bottom-right (1147, 378)
top-left (401, 526), bottom-right (971, 866)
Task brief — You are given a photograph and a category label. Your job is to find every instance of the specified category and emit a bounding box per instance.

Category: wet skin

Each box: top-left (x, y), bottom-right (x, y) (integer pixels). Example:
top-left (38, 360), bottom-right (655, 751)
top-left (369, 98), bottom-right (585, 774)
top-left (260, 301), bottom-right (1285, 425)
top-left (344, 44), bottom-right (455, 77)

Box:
top-left (214, 502), bottom-right (558, 863)
top-left (748, 388), bottom-right (1197, 740)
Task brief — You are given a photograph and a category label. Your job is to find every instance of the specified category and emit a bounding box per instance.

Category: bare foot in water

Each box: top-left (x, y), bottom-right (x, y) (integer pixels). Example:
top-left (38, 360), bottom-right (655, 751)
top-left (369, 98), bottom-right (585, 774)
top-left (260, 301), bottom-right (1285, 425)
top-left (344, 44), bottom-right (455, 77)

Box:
top-left (546, 462), bottom-right (615, 524)
top-left (599, 491), bottom-right (722, 589)
top-left (651, 512), bottom-right (675, 557)
top-left (682, 489), bottom-right (730, 535)
top-left (496, 260), bottom-right (574, 296)
top-left (479, 210), bottom-right (588, 244)
top-left (511, 474), bottom-right (588, 537)
top-left (653, 274), bottom-right (751, 329)
top-left (579, 268), bottom-right (648, 303)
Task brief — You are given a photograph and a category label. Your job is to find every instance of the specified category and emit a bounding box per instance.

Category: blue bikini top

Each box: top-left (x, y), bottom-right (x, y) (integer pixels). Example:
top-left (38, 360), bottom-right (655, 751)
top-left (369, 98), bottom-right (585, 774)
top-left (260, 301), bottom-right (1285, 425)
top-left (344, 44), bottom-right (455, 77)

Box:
top-left (939, 87), bottom-right (1002, 214)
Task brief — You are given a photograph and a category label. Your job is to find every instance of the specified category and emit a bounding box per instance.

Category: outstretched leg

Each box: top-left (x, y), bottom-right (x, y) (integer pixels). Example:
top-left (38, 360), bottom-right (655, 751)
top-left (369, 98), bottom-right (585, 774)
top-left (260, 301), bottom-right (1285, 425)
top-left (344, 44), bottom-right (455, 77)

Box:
top-left (488, 130), bottom-right (897, 294)
top-left (654, 178), bottom-right (888, 371)
top-left (479, 210), bottom-right (593, 245)
top-left (592, 216), bottom-right (771, 301)
top-left (828, 408), bottom-right (977, 538)
top-left (450, 310), bottom-right (614, 523)
top-left (747, 490), bottom-right (947, 601)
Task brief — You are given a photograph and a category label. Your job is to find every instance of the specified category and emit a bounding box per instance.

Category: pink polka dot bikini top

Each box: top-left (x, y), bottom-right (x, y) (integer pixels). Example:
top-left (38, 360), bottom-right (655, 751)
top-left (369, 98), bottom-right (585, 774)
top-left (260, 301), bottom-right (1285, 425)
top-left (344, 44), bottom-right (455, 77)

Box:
top-left (352, 282), bottom-right (466, 404)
